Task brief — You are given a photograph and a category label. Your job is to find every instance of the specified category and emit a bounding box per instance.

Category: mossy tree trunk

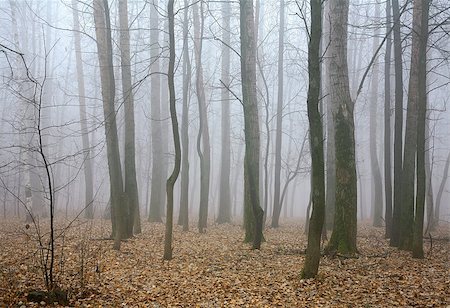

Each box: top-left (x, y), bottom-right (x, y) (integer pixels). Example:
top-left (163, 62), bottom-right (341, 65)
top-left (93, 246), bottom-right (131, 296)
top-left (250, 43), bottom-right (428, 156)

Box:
top-left (325, 0), bottom-right (357, 256)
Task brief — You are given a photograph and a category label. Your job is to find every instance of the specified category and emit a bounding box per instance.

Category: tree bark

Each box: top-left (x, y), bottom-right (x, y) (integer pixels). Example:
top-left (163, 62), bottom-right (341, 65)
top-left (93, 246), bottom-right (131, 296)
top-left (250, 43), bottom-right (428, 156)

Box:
top-left (390, 0), bottom-right (404, 248)
top-left (193, 1), bottom-right (211, 233)
top-left (384, 0), bottom-right (393, 239)
top-left (413, 0), bottom-right (429, 258)
top-left (271, 0), bottom-right (285, 229)
top-left (240, 0), bottom-right (264, 249)
top-left (217, 0), bottom-right (232, 224)
top-left (93, 0), bottom-right (126, 249)
top-left (178, 0), bottom-right (191, 231)
top-left (72, 0), bottom-right (94, 219)
top-left (148, 0), bottom-right (163, 223)
top-left (301, 0), bottom-right (325, 277)
top-left (163, 0), bottom-right (181, 260)
top-left (118, 0), bottom-right (140, 235)
top-left (325, 0), bottom-right (358, 256)
top-left (370, 2), bottom-right (383, 227)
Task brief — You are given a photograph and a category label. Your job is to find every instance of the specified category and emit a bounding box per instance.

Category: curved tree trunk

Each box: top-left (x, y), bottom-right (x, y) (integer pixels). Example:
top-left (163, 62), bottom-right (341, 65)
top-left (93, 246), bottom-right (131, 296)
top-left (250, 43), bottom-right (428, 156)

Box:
top-left (193, 1), bottom-right (210, 233)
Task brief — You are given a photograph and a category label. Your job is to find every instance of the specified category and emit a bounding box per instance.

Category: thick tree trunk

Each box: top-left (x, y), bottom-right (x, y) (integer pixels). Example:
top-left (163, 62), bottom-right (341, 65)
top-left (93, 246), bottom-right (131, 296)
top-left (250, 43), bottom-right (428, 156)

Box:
top-left (271, 0), bottom-right (285, 229)
top-left (118, 0), bottom-right (140, 235)
top-left (148, 0), bottom-right (163, 223)
top-left (93, 0), bottom-right (126, 250)
top-left (384, 0), bottom-right (393, 239)
top-left (413, 0), bottom-right (429, 258)
top-left (163, 0), bottom-right (180, 260)
top-left (370, 2), bottom-right (383, 227)
top-left (193, 1), bottom-right (211, 233)
top-left (399, 0), bottom-right (423, 251)
top-left (390, 0), bottom-right (404, 247)
top-left (240, 0), bottom-right (264, 249)
top-left (178, 0), bottom-right (191, 231)
top-left (424, 119), bottom-right (434, 233)
top-left (301, 0), bottom-right (324, 279)
top-left (72, 0), bottom-right (94, 219)
top-left (325, 0), bottom-right (358, 256)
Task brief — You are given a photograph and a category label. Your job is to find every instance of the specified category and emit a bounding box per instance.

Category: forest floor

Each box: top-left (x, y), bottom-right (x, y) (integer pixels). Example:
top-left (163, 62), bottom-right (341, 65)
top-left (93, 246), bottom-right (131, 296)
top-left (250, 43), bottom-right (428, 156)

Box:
top-left (0, 218), bottom-right (449, 307)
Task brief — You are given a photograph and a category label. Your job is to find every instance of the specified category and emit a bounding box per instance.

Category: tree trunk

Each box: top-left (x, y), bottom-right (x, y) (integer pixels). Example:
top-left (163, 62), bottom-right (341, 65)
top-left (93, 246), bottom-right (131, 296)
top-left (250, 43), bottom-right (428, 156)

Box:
top-left (325, 0), bottom-right (358, 256)
top-left (390, 0), bottom-right (404, 248)
top-left (399, 0), bottom-right (423, 251)
top-left (178, 0), bottom-right (191, 231)
top-left (118, 0), bottom-right (140, 235)
top-left (384, 0), bottom-right (393, 239)
top-left (240, 0), bottom-right (264, 249)
top-left (163, 0), bottom-right (181, 260)
top-left (434, 152), bottom-right (450, 227)
top-left (193, 1), bottom-right (211, 233)
top-left (424, 118), bottom-right (434, 233)
top-left (148, 0), bottom-right (163, 223)
top-left (413, 0), bottom-right (429, 258)
top-left (93, 0), bottom-right (126, 250)
top-left (271, 0), bottom-right (285, 229)
top-left (370, 2), bottom-right (383, 227)
top-left (217, 0), bottom-right (232, 224)
top-left (301, 0), bottom-right (325, 279)
top-left (72, 0), bottom-right (95, 219)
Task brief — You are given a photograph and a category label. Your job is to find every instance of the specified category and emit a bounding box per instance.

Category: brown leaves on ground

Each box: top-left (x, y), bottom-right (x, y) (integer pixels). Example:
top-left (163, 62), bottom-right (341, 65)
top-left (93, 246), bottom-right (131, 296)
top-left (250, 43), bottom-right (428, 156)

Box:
top-left (0, 219), bottom-right (449, 307)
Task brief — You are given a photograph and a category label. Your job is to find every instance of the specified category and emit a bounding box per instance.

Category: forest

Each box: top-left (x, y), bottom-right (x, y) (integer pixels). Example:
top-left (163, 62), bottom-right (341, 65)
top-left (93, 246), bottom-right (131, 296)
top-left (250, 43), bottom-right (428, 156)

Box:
top-left (0, 0), bottom-right (449, 306)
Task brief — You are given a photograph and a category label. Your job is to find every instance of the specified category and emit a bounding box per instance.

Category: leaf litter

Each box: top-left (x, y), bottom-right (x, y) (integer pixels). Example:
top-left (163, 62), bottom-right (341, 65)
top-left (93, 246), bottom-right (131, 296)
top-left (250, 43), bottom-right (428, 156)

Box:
top-left (0, 219), bottom-right (448, 307)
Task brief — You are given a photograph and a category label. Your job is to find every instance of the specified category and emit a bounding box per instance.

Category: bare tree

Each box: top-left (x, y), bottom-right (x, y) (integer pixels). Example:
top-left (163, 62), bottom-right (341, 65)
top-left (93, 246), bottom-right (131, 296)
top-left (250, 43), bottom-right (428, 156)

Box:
top-left (325, 0), bottom-right (358, 255)
top-left (271, 0), bottom-right (285, 228)
top-left (301, 0), bottom-right (325, 278)
top-left (240, 0), bottom-right (264, 249)
top-left (93, 0), bottom-right (126, 249)
top-left (163, 0), bottom-right (181, 261)
top-left (178, 0), bottom-right (191, 231)
top-left (217, 0), bottom-right (232, 224)
top-left (118, 0), bottom-right (141, 235)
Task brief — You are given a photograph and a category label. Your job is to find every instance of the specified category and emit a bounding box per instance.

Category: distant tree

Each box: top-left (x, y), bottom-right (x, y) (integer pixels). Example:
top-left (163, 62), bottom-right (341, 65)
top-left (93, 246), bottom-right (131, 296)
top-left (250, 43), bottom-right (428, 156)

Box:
top-left (163, 0), bottom-right (181, 261)
top-left (148, 0), bottom-right (164, 223)
top-left (192, 1), bottom-right (211, 233)
top-left (325, 0), bottom-right (358, 255)
top-left (217, 0), bottom-right (232, 224)
top-left (93, 0), bottom-right (127, 249)
top-left (271, 0), bottom-right (285, 229)
top-left (301, 0), bottom-right (325, 279)
top-left (118, 0), bottom-right (141, 235)
top-left (369, 2), bottom-right (383, 228)
top-left (240, 0), bottom-right (264, 249)
top-left (178, 0), bottom-right (191, 231)
top-left (71, 0), bottom-right (94, 219)
top-left (434, 152), bottom-right (450, 227)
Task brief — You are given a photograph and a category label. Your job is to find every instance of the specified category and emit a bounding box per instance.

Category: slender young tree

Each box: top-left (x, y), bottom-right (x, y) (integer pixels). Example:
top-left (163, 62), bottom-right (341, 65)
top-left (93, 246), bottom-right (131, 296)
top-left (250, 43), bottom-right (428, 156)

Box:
top-left (384, 0), bottom-right (393, 238)
top-left (178, 0), bottom-right (191, 231)
top-left (118, 0), bottom-right (141, 235)
top-left (71, 0), bottom-right (94, 219)
top-left (390, 0), bottom-right (404, 247)
top-left (271, 0), bottom-right (285, 228)
top-left (434, 152), bottom-right (450, 227)
top-left (192, 1), bottom-right (211, 233)
top-left (163, 0), bottom-right (181, 260)
top-left (369, 2), bottom-right (383, 227)
top-left (93, 0), bottom-right (126, 249)
top-left (326, 0), bottom-right (357, 255)
top-left (240, 0), bottom-right (264, 249)
top-left (301, 0), bottom-right (325, 279)
top-left (217, 0), bottom-right (232, 224)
